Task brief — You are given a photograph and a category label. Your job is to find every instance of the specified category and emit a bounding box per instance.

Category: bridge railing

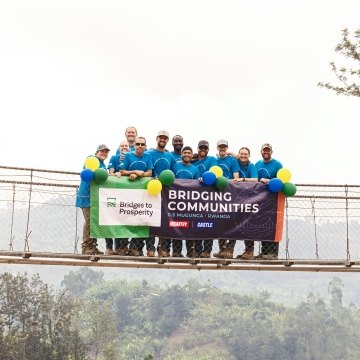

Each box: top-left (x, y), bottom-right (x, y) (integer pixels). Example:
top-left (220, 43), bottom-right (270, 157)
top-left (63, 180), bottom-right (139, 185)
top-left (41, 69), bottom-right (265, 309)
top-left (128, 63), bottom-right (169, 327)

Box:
top-left (1, 166), bottom-right (360, 264)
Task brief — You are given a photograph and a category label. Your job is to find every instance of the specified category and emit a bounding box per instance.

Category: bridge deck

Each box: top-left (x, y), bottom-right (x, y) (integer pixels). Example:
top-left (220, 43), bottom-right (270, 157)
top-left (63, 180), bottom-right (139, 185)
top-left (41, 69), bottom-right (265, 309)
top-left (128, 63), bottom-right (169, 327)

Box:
top-left (1, 251), bottom-right (359, 272)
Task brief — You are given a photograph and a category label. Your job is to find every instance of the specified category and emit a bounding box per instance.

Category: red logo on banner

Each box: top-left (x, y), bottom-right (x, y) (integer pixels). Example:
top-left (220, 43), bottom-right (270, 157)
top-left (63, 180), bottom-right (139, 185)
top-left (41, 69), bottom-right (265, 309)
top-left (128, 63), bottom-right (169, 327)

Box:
top-left (169, 221), bottom-right (189, 228)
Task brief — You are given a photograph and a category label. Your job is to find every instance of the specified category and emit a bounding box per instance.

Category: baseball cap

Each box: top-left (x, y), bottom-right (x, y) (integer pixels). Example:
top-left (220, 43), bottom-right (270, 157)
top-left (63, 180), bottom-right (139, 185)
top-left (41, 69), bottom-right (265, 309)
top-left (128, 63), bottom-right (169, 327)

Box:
top-left (217, 139), bottom-right (228, 146)
top-left (157, 130), bottom-right (169, 138)
top-left (96, 144), bottom-right (110, 152)
top-left (198, 140), bottom-right (209, 148)
top-left (261, 143), bottom-right (272, 151)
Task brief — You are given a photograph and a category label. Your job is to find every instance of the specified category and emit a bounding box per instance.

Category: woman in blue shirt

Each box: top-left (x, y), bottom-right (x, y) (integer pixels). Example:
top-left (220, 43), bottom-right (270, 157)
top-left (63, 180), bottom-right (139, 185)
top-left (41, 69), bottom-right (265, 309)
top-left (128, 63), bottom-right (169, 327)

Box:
top-left (76, 144), bottom-right (110, 255)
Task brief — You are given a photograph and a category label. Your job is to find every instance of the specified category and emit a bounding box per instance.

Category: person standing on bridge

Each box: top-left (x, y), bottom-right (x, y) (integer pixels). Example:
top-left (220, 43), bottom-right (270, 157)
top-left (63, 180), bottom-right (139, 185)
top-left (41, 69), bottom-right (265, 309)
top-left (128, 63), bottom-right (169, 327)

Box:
top-left (147, 130), bottom-right (175, 257)
top-left (120, 136), bottom-right (153, 256)
top-left (213, 139), bottom-right (240, 259)
top-left (171, 146), bottom-right (200, 257)
top-left (105, 140), bottom-right (130, 256)
top-left (76, 144), bottom-right (110, 255)
top-left (255, 143), bottom-right (283, 260)
top-left (233, 146), bottom-right (259, 260)
top-left (192, 140), bottom-right (218, 258)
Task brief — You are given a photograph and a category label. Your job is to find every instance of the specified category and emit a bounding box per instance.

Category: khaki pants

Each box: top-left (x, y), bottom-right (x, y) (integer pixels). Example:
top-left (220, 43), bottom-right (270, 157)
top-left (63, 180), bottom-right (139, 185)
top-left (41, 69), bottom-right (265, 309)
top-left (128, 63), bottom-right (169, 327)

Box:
top-left (81, 208), bottom-right (96, 246)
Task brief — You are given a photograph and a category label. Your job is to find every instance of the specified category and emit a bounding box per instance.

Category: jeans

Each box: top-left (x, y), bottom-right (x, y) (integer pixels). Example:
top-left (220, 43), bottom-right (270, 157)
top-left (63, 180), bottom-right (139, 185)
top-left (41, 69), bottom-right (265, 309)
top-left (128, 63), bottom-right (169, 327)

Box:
top-left (202, 239), bottom-right (213, 253)
top-left (105, 238), bottom-right (128, 250)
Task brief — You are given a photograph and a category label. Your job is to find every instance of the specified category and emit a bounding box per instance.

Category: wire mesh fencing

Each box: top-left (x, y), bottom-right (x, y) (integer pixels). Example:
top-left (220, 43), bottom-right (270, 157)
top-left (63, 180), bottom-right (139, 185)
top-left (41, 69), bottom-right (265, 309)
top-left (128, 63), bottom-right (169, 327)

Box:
top-left (1, 166), bottom-right (360, 261)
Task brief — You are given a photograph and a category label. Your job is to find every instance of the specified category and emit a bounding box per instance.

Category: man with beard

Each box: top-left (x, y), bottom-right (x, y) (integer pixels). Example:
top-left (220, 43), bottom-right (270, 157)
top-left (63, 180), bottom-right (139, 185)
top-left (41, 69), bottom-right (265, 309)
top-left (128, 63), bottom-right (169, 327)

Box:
top-left (192, 140), bottom-right (217, 258)
top-left (147, 130), bottom-right (175, 257)
top-left (170, 134), bottom-right (184, 161)
top-left (171, 146), bottom-right (200, 257)
top-left (255, 143), bottom-right (283, 260)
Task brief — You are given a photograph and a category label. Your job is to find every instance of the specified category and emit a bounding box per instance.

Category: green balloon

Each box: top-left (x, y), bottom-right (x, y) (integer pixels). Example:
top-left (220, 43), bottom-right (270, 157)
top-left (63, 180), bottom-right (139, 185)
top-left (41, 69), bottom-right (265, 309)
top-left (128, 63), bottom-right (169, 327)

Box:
top-left (158, 169), bottom-right (175, 185)
top-left (282, 182), bottom-right (297, 197)
top-left (93, 168), bottom-right (109, 184)
top-left (215, 176), bottom-right (228, 190)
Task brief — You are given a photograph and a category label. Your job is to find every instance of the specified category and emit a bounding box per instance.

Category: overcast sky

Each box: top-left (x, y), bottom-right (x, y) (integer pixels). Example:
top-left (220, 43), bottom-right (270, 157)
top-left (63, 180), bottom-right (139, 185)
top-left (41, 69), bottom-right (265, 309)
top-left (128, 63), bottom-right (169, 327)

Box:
top-left (1, 0), bottom-right (359, 184)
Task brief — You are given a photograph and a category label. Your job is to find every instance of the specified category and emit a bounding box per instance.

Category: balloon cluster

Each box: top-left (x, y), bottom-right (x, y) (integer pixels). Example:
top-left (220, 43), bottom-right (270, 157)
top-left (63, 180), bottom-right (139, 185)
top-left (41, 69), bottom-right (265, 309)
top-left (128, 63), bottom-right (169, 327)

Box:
top-left (201, 166), bottom-right (229, 190)
top-left (268, 168), bottom-right (297, 197)
top-left (147, 169), bottom-right (175, 195)
top-left (80, 156), bottom-right (109, 184)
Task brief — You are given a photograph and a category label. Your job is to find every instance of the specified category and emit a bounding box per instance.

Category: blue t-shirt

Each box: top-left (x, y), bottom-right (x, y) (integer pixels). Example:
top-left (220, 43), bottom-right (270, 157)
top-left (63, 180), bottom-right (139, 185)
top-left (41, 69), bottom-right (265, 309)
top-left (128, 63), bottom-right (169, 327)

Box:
top-left (120, 152), bottom-right (153, 172)
top-left (255, 158), bottom-right (283, 180)
top-left (75, 156), bottom-right (107, 208)
top-left (107, 154), bottom-right (123, 173)
top-left (170, 151), bottom-right (182, 161)
top-left (193, 155), bottom-right (218, 177)
top-left (146, 149), bottom-right (176, 178)
top-left (238, 161), bottom-right (258, 179)
top-left (217, 155), bottom-right (240, 179)
top-left (172, 162), bottom-right (200, 179)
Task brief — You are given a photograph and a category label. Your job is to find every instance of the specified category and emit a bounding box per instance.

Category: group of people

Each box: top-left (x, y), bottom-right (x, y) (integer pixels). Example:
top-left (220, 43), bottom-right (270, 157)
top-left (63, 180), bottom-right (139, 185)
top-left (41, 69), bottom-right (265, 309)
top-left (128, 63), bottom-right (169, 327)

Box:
top-left (75, 126), bottom-right (283, 260)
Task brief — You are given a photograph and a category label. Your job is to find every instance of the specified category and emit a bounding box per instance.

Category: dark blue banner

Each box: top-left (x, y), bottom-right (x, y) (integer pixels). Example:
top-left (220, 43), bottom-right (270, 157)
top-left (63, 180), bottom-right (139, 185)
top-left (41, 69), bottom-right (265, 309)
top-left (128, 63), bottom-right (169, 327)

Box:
top-left (149, 179), bottom-right (285, 241)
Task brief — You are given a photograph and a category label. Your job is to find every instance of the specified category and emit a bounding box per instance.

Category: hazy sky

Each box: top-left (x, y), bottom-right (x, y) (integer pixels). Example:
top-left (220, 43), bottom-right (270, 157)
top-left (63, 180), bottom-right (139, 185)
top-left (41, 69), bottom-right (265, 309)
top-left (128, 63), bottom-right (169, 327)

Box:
top-left (1, 0), bottom-right (359, 184)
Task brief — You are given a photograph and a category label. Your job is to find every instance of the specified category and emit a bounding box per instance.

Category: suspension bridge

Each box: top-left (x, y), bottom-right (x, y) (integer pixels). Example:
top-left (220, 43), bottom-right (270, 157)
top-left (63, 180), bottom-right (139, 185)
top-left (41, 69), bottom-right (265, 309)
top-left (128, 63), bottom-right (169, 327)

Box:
top-left (1, 165), bottom-right (359, 272)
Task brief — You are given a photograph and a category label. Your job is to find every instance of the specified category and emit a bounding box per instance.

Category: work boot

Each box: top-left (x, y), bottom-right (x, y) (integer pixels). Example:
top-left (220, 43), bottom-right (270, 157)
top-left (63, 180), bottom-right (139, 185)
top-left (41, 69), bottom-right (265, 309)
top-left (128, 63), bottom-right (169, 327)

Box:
top-left (113, 246), bottom-right (128, 256)
top-left (147, 250), bottom-right (155, 257)
top-left (214, 238), bottom-right (227, 258)
top-left (199, 252), bottom-right (211, 258)
top-left (158, 249), bottom-right (170, 257)
top-left (92, 245), bottom-right (104, 255)
top-left (127, 248), bottom-right (142, 256)
top-left (105, 248), bottom-right (116, 255)
top-left (81, 240), bottom-right (92, 255)
top-left (213, 248), bottom-right (227, 258)
top-left (83, 246), bottom-right (103, 255)
top-left (81, 240), bottom-right (103, 255)
top-left (237, 250), bottom-right (254, 260)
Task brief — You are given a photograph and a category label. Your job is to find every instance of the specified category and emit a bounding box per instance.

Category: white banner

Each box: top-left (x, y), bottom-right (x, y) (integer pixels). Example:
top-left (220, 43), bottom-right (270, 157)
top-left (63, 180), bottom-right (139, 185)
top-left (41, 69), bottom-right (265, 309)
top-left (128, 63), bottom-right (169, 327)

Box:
top-left (98, 188), bottom-right (161, 226)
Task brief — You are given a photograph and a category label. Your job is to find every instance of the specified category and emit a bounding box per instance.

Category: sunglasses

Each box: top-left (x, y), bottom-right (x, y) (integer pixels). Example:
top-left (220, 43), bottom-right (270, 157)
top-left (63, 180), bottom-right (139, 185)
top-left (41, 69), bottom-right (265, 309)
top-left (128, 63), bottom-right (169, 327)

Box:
top-left (135, 143), bottom-right (146, 146)
top-left (199, 146), bottom-right (208, 150)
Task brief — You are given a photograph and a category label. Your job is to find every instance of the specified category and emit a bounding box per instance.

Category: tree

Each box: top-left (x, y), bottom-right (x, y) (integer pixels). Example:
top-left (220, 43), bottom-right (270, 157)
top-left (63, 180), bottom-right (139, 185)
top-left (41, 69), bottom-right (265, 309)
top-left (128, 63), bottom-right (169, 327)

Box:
top-left (78, 296), bottom-right (118, 359)
top-left (318, 28), bottom-right (360, 97)
top-left (328, 277), bottom-right (344, 311)
top-left (0, 272), bottom-right (87, 360)
top-left (61, 267), bottom-right (104, 297)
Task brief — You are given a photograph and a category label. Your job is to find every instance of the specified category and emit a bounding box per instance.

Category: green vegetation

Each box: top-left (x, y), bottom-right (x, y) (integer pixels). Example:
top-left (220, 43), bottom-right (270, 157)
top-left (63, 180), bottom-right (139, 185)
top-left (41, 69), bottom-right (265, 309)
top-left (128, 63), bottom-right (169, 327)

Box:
top-left (0, 272), bottom-right (86, 360)
top-left (319, 28), bottom-right (360, 97)
top-left (1, 268), bottom-right (360, 359)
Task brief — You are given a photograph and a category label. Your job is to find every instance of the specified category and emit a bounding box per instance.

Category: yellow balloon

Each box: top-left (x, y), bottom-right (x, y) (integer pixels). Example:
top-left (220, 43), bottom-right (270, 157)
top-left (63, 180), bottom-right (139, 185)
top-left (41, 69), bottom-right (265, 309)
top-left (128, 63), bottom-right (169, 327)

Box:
top-left (84, 156), bottom-right (100, 171)
top-left (209, 165), bottom-right (223, 177)
top-left (277, 168), bottom-right (291, 183)
top-left (147, 179), bottom-right (162, 195)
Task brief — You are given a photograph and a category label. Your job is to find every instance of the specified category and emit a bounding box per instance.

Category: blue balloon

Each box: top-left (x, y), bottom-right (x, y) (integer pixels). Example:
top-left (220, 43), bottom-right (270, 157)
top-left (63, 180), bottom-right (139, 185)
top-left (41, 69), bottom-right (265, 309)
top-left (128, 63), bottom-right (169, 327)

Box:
top-left (80, 168), bottom-right (94, 182)
top-left (202, 171), bottom-right (217, 185)
top-left (268, 178), bottom-right (283, 192)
